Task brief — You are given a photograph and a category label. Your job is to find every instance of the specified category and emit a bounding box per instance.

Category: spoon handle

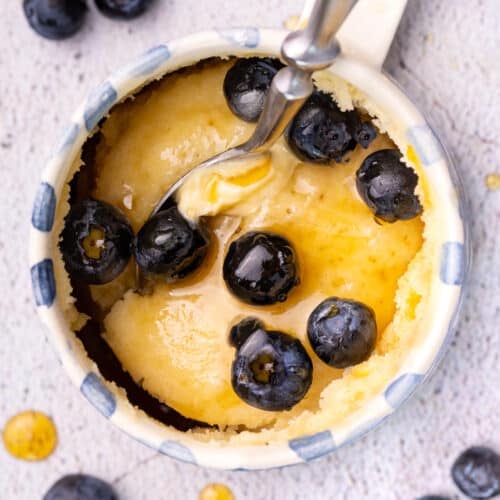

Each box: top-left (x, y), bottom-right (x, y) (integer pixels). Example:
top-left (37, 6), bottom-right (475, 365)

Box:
top-left (300, 0), bottom-right (408, 69)
top-left (282, 0), bottom-right (357, 72)
top-left (303, 0), bottom-right (357, 49)
top-left (243, 0), bottom-right (357, 153)
top-left (242, 67), bottom-right (313, 153)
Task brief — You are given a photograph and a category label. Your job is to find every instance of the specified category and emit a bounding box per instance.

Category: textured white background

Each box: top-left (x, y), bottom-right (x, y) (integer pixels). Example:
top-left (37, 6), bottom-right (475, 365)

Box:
top-left (1, 1), bottom-right (499, 499)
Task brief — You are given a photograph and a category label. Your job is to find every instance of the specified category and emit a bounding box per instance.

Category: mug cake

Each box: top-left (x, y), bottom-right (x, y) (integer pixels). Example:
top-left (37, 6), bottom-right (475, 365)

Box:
top-left (50, 55), bottom-right (439, 446)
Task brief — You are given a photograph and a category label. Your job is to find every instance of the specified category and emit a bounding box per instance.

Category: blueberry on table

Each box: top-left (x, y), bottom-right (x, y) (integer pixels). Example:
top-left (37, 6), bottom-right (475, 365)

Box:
top-left (286, 90), bottom-right (360, 164)
top-left (451, 446), bottom-right (500, 499)
top-left (23, 0), bottom-right (87, 40)
top-left (223, 231), bottom-right (299, 306)
top-left (223, 58), bottom-right (284, 122)
top-left (356, 149), bottom-right (423, 223)
top-left (43, 474), bottom-right (118, 500)
top-left (229, 317), bottom-right (264, 348)
top-left (95, 0), bottom-right (153, 19)
top-left (231, 328), bottom-right (312, 411)
top-left (60, 198), bottom-right (133, 285)
top-left (134, 205), bottom-right (210, 281)
top-left (307, 297), bottom-right (377, 369)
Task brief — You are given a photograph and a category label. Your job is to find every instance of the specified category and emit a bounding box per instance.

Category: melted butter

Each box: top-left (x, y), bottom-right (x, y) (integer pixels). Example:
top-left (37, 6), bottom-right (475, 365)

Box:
top-left (177, 153), bottom-right (281, 220)
top-left (227, 160), bottom-right (270, 186)
top-left (94, 60), bottom-right (424, 429)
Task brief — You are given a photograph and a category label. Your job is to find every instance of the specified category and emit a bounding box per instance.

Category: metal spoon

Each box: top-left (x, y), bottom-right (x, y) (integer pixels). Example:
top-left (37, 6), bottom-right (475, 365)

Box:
top-left (136, 0), bottom-right (357, 289)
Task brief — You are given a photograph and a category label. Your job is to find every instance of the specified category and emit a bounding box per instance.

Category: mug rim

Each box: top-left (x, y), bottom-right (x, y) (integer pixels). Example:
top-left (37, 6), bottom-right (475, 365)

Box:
top-left (29, 27), bottom-right (469, 470)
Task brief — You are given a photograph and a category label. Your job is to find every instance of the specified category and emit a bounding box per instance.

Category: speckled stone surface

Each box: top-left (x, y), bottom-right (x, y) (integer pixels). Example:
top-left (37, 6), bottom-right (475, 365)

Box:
top-left (1, 1), bottom-right (499, 499)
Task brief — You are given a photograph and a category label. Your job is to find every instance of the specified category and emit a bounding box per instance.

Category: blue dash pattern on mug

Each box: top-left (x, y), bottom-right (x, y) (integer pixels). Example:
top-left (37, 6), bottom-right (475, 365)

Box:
top-left (57, 123), bottom-right (80, 153)
top-left (32, 182), bottom-right (56, 232)
top-left (440, 241), bottom-right (465, 285)
top-left (84, 81), bottom-right (118, 132)
top-left (31, 259), bottom-right (56, 307)
top-left (217, 27), bottom-right (260, 48)
top-left (159, 440), bottom-right (197, 464)
top-left (407, 125), bottom-right (443, 166)
top-left (80, 372), bottom-right (117, 418)
top-left (384, 373), bottom-right (423, 408)
top-left (288, 430), bottom-right (336, 461)
top-left (128, 45), bottom-right (171, 78)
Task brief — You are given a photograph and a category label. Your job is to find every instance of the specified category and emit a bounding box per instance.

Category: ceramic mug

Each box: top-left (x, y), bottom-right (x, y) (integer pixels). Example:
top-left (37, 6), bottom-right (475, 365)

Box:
top-left (29, 0), bottom-right (469, 469)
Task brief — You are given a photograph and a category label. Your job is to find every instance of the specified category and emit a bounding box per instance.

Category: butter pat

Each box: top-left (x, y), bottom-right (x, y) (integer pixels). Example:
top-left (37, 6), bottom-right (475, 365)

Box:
top-left (177, 148), bottom-right (296, 220)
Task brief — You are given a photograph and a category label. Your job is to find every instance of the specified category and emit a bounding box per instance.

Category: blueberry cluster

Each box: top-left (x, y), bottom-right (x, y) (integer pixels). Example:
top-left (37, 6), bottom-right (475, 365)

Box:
top-left (224, 58), bottom-right (423, 223)
top-left (224, 57), bottom-right (377, 162)
top-left (60, 201), bottom-right (379, 412)
top-left (228, 293), bottom-right (376, 412)
top-left (221, 230), bottom-right (375, 409)
top-left (60, 200), bottom-right (210, 286)
top-left (220, 58), bottom-right (423, 411)
top-left (23, 0), bottom-right (154, 40)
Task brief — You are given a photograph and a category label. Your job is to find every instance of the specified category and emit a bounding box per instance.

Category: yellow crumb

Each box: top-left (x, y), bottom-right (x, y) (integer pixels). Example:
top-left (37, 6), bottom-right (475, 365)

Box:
top-left (485, 173), bottom-right (500, 190)
top-left (199, 483), bottom-right (234, 500)
top-left (284, 14), bottom-right (306, 30)
top-left (3, 411), bottom-right (57, 461)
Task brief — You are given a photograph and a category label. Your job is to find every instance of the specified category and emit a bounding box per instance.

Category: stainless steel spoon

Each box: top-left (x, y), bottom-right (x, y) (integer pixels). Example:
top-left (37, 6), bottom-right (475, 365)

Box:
top-left (136, 0), bottom-right (357, 289)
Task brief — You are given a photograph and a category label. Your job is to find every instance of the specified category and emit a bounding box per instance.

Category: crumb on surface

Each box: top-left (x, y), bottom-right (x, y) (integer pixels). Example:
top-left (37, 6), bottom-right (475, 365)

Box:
top-left (485, 173), bottom-right (500, 190)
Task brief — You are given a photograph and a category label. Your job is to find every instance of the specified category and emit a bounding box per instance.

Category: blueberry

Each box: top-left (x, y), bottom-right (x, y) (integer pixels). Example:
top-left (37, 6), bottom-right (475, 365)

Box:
top-left (60, 198), bottom-right (133, 285)
top-left (23, 0), bottom-right (87, 40)
top-left (356, 149), bottom-right (423, 223)
top-left (43, 474), bottom-right (118, 500)
top-left (286, 90), bottom-right (361, 163)
top-left (223, 231), bottom-right (299, 306)
top-left (355, 122), bottom-right (377, 148)
top-left (307, 297), bottom-right (377, 369)
top-left (134, 205), bottom-right (210, 281)
top-left (231, 328), bottom-right (312, 411)
top-left (223, 58), bottom-right (284, 122)
top-left (229, 317), bottom-right (264, 348)
top-left (451, 446), bottom-right (500, 499)
top-left (95, 0), bottom-right (153, 19)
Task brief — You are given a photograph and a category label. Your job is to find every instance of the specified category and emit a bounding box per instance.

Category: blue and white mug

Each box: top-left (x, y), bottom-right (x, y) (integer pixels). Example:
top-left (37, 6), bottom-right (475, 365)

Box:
top-left (29, 0), bottom-right (469, 469)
